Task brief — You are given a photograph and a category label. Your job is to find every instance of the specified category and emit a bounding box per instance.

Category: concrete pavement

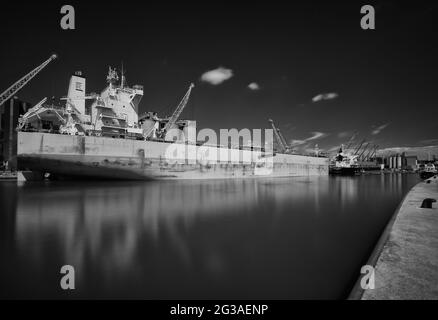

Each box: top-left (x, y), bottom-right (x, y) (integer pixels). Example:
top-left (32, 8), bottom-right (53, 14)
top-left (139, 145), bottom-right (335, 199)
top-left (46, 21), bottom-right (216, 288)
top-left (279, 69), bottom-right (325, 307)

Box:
top-left (361, 175), bottom-right (438, 299)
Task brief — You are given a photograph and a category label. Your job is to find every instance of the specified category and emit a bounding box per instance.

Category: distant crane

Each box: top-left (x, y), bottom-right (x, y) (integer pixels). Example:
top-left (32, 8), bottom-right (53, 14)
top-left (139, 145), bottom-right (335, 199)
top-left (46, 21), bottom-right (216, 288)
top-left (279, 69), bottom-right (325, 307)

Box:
top-left (345, 132), bottom-right (358, 151)
top-left (268, 119), bottom-right (291, 153)
top-left (368, 145), bottom-right (379, 160)
top-left (0, 54), bottom-right (57, 107)
top-left (278, 128), bottom-right (290, 153)
top-left (358, 142), bottom-right (371, 160)
top-left (353, 139), bottom-right (366, 155)
top-left (362, 144), bottom-right (374, 160)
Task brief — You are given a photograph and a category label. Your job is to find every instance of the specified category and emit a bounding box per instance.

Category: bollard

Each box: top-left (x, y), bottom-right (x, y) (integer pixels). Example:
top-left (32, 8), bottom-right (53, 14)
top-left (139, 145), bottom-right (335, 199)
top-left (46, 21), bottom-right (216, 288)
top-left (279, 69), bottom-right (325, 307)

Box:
top-left (421, 198), bottom-right (436, 209)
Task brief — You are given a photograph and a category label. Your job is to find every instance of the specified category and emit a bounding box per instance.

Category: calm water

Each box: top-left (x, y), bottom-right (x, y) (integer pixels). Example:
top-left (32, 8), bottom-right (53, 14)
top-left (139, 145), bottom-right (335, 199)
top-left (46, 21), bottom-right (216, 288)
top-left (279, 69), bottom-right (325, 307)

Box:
top-left (0, 174), bottom-right (419, 299)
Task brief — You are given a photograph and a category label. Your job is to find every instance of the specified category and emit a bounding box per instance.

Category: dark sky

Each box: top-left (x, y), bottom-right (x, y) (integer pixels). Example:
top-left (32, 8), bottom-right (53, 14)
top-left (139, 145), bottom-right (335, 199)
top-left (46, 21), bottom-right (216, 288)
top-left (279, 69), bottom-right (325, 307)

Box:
top-left (1, 0), bottom-right (437, 153)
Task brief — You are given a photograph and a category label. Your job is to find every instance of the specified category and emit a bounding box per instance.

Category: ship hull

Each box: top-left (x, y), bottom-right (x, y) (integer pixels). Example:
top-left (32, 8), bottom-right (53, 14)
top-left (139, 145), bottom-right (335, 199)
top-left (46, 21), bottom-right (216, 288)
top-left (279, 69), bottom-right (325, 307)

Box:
top-left (17, 132), bottom-right (329, 180)
top-left (419, 171), bottom-right (437, 180)
top-left (329, 166), bottom-right (359, 176)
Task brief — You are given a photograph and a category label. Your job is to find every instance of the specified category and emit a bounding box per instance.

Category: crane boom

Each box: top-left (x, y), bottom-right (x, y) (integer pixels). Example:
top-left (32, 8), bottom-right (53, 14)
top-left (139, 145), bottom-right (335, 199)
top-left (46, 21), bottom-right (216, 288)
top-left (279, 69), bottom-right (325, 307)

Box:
top-left (277, 128), bottom-right (290, 151)
top-left (345, 132), bottom-right (358, 151)
top-left (369, 145), bottom-right (379, 159)
top-left (358, 142), bottom-right (371, 160)
top-left (162, 83), bottom-right (194, 133)
top-left (269, 119), bottom-right (287, 153)
top-left (0, 54), bottom-right (57, 107)
top-left (364, 144), bottom-right (377, 160)
top-left (353, 139), bottom-right (366, 155)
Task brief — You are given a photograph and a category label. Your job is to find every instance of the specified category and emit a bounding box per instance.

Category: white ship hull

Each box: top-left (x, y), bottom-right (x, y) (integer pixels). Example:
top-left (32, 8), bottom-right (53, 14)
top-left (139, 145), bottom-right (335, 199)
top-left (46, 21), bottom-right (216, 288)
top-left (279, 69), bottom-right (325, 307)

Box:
top-left (17, 132), bottom-right (329, 180)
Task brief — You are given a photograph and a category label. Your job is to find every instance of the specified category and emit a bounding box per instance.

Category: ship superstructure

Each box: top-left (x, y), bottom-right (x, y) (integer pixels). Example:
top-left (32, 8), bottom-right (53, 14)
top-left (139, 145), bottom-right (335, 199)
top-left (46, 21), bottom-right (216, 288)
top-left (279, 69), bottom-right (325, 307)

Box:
top-left (329, 146), bottom-right (360, 175)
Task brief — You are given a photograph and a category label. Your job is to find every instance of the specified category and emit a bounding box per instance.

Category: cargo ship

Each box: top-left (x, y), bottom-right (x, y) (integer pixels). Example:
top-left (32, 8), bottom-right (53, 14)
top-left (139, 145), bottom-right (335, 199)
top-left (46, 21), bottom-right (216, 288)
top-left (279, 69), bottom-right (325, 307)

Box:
top-left (17, 67), bottom-right (329, 180)
top-left (329, 146), bottom-right (360, 175)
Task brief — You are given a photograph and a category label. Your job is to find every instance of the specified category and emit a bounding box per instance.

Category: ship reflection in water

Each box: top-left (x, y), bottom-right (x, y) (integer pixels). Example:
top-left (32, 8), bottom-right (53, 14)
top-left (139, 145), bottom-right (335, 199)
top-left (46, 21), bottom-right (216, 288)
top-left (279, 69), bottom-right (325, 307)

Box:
top-left (0, 174), bottom-right (419, 299)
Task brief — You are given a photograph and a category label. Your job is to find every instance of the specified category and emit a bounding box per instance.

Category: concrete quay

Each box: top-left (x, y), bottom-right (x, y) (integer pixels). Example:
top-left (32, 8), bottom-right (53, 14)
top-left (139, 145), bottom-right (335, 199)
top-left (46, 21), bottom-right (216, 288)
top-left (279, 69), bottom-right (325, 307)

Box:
top-left (358, 175), bottom-right (438, 299)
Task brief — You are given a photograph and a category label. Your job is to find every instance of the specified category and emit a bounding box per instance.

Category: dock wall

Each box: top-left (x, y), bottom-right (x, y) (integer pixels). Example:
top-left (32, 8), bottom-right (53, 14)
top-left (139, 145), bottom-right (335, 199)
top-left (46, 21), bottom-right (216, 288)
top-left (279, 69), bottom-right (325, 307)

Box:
top-left (349, 176), bottom-right (438, 299)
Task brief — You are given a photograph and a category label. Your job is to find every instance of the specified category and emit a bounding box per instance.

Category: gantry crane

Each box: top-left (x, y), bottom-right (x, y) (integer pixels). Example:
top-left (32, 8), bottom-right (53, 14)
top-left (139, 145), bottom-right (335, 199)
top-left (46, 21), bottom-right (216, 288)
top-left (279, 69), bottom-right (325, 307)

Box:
top-left (345, 132), bottom-right (358, 151)
top-left (368, 145), bottom-right (379, 160)
top-left (268, 119), bottom-right (291, 153)
top-left (358, 142), bottom-right (371, 161)
top-left (353, 139), bottom-right (366, 155)
top-left (363, 144), bottom-right (374, 160)
top-left (0, 54), bottom-right (57, 107)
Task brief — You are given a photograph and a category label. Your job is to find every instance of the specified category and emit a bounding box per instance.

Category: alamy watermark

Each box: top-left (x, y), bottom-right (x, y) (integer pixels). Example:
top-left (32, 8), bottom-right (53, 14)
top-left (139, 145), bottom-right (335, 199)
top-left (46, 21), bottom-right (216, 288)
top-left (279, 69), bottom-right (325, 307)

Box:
top-left (60, 5), bottom-right (75, 30)
top-left (360, 265), bottom-right (375, 290)
top-left (61, 5), bottom-right (376, 31)
top-left (162, 128), bottom-right (276, 175)
top-left (60, 265), bottom-right (75, 290)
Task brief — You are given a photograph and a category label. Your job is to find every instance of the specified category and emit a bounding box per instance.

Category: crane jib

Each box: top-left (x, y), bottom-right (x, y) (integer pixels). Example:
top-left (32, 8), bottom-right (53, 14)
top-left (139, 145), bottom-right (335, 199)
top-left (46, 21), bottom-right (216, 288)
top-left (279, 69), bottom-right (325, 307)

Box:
top-left (0, 54), bottom-right (57, 107)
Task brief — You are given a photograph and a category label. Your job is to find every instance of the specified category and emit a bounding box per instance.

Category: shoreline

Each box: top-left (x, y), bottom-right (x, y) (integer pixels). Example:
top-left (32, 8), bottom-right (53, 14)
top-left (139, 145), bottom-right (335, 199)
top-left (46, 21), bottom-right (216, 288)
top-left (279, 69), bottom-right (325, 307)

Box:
top-left (349, 175), bottom-right (438, 300)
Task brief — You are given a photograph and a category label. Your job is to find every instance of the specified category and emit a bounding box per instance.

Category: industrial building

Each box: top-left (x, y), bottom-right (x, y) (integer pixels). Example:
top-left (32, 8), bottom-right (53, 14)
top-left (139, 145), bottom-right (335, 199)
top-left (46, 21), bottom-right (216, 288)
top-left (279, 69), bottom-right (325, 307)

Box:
top-left (385, 153), bottom-right (418, 171)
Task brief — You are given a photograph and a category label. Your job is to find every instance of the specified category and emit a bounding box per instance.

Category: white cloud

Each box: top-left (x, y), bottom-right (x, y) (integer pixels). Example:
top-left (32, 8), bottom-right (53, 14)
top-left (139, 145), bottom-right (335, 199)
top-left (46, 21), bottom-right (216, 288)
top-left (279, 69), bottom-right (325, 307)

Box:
top-left (248, 82), bottom-right (260, 90)
top-left (312, 92), bottom-right (338, 103)
top-left (290, 132), bottom-right (328, 146)
top-left (200, 67), bottom-right (233, 85)
top-left (371, 123), bottom-right (390, 135)
top-left (337, 131), bottom-right (351, 138)
top-left (307, 131), bottom-right (327, 141)
top-left (420, 138), bottom-right (438, 145)
top-left (290, 139), bottom-right (306, 146)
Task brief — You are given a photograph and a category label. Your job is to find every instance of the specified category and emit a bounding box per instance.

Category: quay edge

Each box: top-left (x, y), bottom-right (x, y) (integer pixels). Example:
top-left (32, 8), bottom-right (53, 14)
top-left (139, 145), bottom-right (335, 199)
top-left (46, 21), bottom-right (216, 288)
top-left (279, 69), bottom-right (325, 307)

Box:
top-left (349, 175), bottom-right (438, 300)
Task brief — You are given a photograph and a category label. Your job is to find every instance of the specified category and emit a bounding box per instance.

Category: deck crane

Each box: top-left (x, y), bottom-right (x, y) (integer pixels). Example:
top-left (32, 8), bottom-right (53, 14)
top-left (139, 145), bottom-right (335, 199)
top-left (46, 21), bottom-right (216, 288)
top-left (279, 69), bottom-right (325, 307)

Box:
top-left (0, 54), bottom-right (57, 107)
top-left (18, 97), bottom-right (67, 130)
top-left (268, 119), bottom-right (290, 153)
top-left (277, 128), bottom-right (291, 153)
top-left (147, 83), bottom-right (194, 139)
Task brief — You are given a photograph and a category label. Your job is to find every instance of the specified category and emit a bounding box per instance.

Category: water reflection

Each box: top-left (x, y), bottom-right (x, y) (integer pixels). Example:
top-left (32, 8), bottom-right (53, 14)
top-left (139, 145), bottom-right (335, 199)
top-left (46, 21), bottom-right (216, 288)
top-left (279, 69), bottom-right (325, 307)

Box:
top-left (0, 174), bottom-right (419, 299)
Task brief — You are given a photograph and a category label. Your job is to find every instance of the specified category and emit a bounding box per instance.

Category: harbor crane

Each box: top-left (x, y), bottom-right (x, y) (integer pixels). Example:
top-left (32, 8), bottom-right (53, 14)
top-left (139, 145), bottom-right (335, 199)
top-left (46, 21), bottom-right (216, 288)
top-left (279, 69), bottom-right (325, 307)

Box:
top-left (353, 139), bottom-right (366, 155)
top-left (0, 54), bottom-right (57, 107)
top-left (345, 132), bottom-right (358, 151)
top-left (362, 144), bottom-right (374, 160)
top-left (268, 119), bottom-right (291, 153)
top-left (367, 145), bottom-right (379, 160)
top-left (162, 83), bottom-right (194, 134)
top-left (278, 128), bottom-right (290, 153)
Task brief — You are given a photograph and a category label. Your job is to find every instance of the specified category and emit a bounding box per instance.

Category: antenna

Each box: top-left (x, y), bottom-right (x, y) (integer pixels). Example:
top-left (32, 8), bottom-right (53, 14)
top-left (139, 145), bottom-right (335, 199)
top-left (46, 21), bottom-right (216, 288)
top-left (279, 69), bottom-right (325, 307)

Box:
top-left (121, 61), bottom-right (126, 88)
